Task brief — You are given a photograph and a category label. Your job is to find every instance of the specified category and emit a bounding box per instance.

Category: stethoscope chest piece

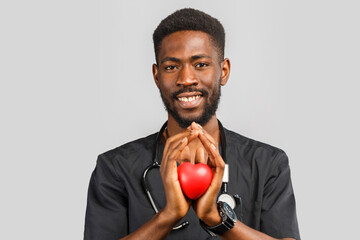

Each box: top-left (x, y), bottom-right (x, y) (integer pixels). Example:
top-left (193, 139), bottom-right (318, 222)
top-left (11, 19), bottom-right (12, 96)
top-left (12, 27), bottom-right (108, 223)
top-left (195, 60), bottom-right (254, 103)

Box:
top-left (218, 192), bottom-right (236, 209)
top-left (217, 164), bottom-right (242, 211)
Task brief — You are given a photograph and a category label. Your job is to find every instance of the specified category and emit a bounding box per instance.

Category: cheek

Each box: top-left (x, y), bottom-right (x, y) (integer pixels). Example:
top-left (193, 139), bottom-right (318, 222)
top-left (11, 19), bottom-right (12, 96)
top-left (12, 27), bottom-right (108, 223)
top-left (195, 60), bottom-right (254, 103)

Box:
top-left (159, 72), bottom-right (177, 86)
top-left (200, 70), bottom-right (221, 87)
top-left (159, 82), bottom-right (172, 98)
top-left (159, 77), bottom-right (175, 94)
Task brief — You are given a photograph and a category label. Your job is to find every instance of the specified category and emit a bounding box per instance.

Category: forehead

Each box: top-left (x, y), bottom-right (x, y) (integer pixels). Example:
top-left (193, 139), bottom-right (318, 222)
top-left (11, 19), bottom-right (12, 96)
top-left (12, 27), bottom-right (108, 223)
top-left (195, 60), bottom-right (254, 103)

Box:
top-left (158, 31), bottom-right (218, 61)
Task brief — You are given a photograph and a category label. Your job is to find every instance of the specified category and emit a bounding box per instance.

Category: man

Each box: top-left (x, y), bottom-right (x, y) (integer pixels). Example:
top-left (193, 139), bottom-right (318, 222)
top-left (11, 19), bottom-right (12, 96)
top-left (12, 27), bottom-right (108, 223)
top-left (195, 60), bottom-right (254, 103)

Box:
top-left (84, 8), bottom-right (300, 240)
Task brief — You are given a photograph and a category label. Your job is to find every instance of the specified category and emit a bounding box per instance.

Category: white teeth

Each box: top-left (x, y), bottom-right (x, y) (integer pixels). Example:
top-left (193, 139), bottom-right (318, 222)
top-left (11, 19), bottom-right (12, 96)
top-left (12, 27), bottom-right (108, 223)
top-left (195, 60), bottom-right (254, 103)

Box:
top-left (178, 95), bottom-right (201, 102)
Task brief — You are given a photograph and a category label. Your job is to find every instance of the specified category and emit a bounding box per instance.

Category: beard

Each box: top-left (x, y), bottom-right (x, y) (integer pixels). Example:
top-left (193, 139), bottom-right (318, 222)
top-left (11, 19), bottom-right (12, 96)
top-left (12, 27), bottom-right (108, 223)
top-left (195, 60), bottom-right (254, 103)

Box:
top-left (160, 81), bottom-right (221, 129)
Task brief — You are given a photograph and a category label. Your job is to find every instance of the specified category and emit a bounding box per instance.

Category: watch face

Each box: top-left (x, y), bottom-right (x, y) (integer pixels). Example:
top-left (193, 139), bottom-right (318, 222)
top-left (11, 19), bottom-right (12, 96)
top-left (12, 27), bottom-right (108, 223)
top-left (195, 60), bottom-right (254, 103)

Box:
top-left (223, 202), bottom-right (237, 222)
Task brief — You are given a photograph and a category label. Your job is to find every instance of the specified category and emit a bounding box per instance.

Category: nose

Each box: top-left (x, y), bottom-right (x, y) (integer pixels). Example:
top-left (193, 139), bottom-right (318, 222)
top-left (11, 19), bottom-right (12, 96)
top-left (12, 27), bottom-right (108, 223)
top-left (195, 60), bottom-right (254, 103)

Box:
top-left (176, 65), bottom-right (198, 87)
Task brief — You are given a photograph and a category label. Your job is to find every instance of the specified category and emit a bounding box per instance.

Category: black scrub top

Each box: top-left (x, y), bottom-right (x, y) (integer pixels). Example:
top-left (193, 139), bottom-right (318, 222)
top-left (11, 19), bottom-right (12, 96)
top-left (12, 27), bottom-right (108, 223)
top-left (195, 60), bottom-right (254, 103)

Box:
top-left (84, 127), bottom-right (301, 240)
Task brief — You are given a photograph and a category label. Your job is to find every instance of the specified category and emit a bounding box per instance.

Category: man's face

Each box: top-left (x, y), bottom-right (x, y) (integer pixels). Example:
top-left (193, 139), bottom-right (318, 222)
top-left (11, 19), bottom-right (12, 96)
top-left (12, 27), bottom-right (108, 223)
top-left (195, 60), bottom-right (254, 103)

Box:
top-left (153, 31), bottom-right (229, 128)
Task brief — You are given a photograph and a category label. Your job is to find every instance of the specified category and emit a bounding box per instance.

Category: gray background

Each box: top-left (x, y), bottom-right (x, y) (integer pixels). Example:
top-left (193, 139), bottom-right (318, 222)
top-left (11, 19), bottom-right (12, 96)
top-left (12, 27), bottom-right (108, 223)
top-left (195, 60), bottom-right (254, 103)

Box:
top-left (1, 0), bottom-right (359, 239)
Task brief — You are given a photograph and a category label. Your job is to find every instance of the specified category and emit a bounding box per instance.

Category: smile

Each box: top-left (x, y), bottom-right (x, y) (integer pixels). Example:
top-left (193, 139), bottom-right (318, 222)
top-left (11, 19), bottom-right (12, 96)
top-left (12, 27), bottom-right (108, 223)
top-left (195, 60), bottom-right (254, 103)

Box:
top-left (175, 92), bottom-right (203, 109)
top-left (178, 95), bottom-right (201, 102)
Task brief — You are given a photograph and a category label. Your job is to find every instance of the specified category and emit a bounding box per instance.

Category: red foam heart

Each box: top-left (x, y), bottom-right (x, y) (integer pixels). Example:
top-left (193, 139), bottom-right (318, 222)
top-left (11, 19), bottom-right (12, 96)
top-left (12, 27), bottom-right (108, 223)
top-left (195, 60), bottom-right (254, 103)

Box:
top-left (177, 162), bottom-right (213, 200)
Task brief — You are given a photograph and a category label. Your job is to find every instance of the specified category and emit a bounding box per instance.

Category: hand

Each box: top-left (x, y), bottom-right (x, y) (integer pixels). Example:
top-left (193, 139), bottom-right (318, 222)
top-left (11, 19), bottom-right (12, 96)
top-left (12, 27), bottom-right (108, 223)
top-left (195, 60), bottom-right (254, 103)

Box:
top-left (179, 128), bottom-right (209, 164)
top-left (190, 123), bottom-right (225, 226)
top-left (160, 131), bottom-right (197, 221)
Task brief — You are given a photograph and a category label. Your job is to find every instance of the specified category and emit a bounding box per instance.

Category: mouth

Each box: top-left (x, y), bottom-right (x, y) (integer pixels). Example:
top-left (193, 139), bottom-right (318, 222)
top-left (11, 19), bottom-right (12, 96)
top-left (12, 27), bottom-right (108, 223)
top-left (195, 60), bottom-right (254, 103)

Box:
top-left (177, 95), bottom-right (201, 102)
top-left (175, 92), bottom-right (203, 109)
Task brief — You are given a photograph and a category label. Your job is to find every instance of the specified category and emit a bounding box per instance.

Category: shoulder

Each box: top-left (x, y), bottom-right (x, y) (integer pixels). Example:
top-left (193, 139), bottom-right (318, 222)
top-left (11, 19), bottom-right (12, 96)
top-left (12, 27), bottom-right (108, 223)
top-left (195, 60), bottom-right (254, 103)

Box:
top-left (96, 132), bottom-right (158, 172)
top-left (103, 133), bottom-right (157, 158)
top-left (224, 128), bottom-right (285, 154)
top-left (224, 128), bottom-right (288, 167)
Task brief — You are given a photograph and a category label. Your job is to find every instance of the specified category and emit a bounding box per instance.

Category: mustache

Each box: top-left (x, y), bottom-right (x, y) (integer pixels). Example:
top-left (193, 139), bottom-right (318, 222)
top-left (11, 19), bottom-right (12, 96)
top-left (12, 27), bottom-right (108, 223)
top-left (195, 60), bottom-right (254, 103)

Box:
top-left (171, 87), bottom-right (209, 100)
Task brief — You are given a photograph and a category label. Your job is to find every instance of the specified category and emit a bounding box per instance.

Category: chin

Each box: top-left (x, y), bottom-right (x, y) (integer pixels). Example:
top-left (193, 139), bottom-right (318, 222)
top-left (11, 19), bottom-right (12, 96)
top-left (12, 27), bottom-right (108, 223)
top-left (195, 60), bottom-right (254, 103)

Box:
top-left (179, 112), bottom-right (204, 123)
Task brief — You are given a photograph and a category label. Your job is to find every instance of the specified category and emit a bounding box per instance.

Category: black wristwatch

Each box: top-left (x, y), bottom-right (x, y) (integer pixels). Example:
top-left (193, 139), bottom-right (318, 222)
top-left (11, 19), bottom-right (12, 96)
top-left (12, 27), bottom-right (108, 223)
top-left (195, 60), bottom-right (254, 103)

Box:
top-left (200, 201), bottom-right (237, 236)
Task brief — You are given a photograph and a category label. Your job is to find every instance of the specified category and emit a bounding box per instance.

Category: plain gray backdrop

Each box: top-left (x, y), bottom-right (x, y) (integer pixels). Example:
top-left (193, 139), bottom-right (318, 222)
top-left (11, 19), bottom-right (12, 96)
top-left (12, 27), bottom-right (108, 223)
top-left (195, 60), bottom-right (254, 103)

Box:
top-left (1, 0), bottom-right (359, 239)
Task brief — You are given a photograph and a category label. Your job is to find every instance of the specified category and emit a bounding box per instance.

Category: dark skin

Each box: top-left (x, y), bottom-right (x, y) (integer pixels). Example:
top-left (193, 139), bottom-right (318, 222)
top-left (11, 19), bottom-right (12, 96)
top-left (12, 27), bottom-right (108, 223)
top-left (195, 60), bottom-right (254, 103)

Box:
top-left (120, 31), bottom-right (294, 240)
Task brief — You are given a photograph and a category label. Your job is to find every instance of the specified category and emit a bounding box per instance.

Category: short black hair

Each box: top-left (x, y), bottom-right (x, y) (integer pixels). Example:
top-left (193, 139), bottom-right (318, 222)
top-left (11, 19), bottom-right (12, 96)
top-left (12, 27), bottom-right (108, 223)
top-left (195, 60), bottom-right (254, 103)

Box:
top-left (153, 8), bottom-right (225, 63)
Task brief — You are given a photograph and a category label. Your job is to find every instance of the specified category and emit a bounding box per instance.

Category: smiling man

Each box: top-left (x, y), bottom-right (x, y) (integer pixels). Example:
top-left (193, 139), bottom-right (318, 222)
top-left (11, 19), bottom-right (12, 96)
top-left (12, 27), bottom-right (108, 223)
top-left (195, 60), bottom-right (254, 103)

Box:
top-left (84, 8), bottom-right (300, 240)
top-left (155, 30), bottom-right (225, 130)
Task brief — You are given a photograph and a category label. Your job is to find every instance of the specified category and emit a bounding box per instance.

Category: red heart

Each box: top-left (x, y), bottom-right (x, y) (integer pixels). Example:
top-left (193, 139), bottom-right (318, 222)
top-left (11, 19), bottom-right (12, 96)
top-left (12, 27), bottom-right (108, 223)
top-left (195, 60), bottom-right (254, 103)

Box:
top-left (177, 162), bottom-right (213, 200)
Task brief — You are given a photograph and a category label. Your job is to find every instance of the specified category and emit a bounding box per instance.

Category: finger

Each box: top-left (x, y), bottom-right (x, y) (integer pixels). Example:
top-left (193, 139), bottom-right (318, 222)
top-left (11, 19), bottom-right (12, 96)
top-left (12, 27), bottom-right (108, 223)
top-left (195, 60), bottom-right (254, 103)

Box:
top-left (196, 125), bottom-right (216, 146)
top-left (178, 146), bottom-right (192, 164)
top-left (164, 137), bottom-right (188, 164)
top-left (191, 123), bottom-right (217, 150)
top-left (161, 137), bottom-right (188, 174)
top-left (195, 147), bottom-right (208, 164)
top-left (198, 147), bottom-right (225, 200)
top-left (163, 129), bottom-right (202, 171)
top-left (187, 129), bottom-right (201, 143)
top-left (197, 132), bottom-right (219, 166)
top-left (207, 144), bottom-right (225, 191)
top-left (188, 122), bottom-right (198, 131)
top-left (164, 129), bottom-right (200, 155)
top-left (163, 131), bottom-right (190, 154)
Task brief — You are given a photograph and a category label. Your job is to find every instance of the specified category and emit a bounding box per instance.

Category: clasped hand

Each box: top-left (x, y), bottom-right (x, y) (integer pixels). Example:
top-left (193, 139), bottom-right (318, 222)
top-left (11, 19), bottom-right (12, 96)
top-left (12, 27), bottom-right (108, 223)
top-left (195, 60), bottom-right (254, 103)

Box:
top-left (160, 122), bottom-right (225, 226)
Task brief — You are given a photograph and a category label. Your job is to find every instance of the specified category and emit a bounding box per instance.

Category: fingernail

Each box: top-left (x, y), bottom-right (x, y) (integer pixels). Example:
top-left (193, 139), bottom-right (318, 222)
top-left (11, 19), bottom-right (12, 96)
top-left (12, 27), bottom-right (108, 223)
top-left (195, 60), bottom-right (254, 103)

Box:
top-left (211, 144), bottom-right (216, 150)
top-left (196, 124), bottom-right (202, 129)
top-left (181, 137), bottom-right (187, 143)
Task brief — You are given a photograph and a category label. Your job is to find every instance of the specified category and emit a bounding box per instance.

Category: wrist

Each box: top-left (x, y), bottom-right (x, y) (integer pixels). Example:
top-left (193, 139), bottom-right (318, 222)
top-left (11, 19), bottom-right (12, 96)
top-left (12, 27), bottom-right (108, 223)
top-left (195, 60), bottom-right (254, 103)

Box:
top-left (200, 201), bottom-right (237, 236)
top-left (161, 205), bottom-right (187, 223)
top-left (157, 209), bottom-right (181, 229)
top-left (200, 205), bottom-right (222, 226)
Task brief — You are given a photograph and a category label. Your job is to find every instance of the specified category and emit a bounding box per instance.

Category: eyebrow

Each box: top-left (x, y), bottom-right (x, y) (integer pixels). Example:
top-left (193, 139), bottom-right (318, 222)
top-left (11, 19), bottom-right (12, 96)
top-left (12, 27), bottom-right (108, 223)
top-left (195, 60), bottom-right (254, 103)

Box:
top-left (160, 57), bottom-right (180, 64)
top-left (160, 54), bottom-right (212, 64)
top-left (191, 54), bottom-right (212, 60)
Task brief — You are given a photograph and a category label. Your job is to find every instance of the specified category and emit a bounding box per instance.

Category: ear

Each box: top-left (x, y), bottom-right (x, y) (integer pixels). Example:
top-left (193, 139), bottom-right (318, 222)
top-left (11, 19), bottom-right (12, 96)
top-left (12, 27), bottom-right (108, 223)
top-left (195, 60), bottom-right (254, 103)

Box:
top-left (152, 63), bottom-right (160, 88)
top-left (220, 58), bottom-right (230, 86)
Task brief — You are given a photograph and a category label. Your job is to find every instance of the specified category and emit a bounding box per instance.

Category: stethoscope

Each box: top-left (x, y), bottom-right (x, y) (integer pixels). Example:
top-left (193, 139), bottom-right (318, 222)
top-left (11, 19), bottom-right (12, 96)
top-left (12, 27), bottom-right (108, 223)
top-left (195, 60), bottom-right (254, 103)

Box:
top-left (142, 120), bottom-right (243, 230)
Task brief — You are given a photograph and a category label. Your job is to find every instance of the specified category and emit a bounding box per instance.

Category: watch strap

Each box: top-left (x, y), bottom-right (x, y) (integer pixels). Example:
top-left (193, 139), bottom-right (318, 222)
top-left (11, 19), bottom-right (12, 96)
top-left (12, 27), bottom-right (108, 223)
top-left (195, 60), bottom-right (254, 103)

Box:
top-left (199, 220), bottom-right (217, 237)
top-left (206, 220), bottom-right (233, 234)
top-left (199, 201), bottom-right (237, 236)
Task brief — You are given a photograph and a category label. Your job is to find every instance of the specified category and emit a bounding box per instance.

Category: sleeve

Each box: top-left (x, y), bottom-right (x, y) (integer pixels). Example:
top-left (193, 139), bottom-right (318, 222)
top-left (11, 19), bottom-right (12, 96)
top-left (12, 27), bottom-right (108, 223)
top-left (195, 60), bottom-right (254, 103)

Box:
top-left (84, 154), bottom-right (129, 240)
top-left (260, 152), bottom-right (301, 240)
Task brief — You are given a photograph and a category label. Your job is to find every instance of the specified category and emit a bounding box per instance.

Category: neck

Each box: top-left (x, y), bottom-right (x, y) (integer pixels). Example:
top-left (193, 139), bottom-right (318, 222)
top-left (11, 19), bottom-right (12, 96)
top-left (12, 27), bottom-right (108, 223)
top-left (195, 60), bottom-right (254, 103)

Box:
top-left (166, 114), bottom-right (220, 143)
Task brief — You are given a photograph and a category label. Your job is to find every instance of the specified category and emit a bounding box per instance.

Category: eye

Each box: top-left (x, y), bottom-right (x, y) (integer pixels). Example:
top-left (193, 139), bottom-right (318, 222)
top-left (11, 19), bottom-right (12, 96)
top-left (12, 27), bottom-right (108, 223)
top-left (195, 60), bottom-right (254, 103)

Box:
top-left (164, 65), bottom-right (177, 71)
top-left (195, 62), bottom-right (209, 68)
